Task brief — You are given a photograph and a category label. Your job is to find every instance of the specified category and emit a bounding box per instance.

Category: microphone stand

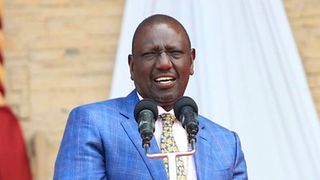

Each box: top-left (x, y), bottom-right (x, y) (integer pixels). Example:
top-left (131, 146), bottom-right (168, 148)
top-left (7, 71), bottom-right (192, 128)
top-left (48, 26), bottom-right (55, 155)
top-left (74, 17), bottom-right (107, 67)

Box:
top-left (144, 139), bottom-right (196, 180)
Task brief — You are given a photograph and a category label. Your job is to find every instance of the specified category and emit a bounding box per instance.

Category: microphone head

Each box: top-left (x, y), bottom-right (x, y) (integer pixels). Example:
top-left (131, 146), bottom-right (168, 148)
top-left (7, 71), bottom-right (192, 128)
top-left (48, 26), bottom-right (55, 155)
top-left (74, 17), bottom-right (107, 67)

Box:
top-left (174, 96), bottom-right (198, 118)
top-left (134, 99), bottom-right (158, 122)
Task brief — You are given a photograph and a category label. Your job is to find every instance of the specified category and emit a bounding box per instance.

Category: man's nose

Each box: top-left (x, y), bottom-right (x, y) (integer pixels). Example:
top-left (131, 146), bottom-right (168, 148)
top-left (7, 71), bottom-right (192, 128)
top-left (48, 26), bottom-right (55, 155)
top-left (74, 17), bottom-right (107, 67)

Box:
top-left (156, 52), bottom-right (172, 70)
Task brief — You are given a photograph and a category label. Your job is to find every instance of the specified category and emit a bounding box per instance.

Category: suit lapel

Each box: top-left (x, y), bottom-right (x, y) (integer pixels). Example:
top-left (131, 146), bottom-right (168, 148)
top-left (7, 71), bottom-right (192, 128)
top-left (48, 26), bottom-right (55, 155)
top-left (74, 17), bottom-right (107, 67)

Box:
top-left (194, 118), bottom-right (212, 180)
top-left (119, 90), bottom-right (167, 180)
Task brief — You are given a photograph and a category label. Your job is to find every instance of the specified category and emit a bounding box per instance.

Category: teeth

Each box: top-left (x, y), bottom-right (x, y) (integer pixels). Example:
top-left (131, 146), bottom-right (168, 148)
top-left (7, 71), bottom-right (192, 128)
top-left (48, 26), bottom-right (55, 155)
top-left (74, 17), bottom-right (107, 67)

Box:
top-left (155, 77), bottom-right (173, 82)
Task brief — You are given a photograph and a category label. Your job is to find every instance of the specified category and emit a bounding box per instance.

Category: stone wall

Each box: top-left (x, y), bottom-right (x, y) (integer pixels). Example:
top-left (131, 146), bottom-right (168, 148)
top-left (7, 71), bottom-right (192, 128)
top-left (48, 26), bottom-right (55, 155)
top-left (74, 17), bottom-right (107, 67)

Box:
top-left (2, 0), bottom-right (319, 179)
top-left (284, 0), bottom-right (320, 115)
top-left (3, 0), bottom-right (124, 179)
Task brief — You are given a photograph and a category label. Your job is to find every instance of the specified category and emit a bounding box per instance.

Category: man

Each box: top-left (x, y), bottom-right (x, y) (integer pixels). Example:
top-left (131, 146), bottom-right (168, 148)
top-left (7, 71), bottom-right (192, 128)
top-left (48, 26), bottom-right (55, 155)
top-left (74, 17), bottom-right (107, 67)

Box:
top-left (54, 14), bottom-right (248, 179)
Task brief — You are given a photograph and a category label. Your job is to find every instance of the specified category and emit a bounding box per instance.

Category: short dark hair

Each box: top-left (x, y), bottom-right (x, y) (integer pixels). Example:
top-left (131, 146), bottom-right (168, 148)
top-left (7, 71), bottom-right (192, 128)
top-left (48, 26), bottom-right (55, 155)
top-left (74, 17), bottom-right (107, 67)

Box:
top-left (131, 14), bottom-right (191, 54)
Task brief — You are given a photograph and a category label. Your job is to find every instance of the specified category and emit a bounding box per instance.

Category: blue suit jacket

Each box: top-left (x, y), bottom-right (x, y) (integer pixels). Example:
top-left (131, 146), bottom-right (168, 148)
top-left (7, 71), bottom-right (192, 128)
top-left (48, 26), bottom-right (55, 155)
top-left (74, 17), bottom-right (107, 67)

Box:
top-left (54, 90), bottom-right (247, 180)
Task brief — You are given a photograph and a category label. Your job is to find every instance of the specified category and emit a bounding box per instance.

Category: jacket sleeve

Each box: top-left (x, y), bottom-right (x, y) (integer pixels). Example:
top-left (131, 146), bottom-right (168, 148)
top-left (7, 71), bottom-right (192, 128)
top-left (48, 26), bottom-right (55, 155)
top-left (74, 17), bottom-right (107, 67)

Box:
top-left (54, 107), bottom-right (106, 180)
top-left (232, 132), bottom-right (248, 180)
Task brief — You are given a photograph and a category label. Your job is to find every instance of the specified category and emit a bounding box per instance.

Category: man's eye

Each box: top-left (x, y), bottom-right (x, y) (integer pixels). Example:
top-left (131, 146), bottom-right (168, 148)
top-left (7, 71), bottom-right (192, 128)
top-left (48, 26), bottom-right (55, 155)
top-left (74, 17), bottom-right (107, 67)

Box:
top-left (142, 52), bottom-right (158, 59)
top-left (169, 51), bottom-right (183, 59)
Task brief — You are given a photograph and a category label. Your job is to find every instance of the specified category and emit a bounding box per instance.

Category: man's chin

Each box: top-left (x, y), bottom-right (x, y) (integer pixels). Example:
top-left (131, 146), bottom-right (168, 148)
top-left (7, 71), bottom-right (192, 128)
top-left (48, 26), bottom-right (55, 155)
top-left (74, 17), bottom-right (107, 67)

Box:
top-left (153, 94), bottom-right (178, 110)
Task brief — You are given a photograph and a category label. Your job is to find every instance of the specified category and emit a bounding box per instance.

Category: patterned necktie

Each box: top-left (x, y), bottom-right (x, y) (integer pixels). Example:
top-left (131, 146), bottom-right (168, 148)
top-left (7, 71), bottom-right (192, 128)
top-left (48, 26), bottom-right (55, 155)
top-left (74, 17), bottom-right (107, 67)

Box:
top-left (160, 113), bottom-right (186, 180)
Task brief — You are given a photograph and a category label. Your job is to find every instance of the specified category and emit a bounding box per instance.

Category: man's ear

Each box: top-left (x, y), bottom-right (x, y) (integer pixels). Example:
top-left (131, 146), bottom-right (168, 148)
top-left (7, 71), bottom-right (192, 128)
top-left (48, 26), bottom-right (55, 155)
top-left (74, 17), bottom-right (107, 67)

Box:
top-left (128, 54), bottom-right (134, 80)
top-left (190, 48), bottom-right (196, 75)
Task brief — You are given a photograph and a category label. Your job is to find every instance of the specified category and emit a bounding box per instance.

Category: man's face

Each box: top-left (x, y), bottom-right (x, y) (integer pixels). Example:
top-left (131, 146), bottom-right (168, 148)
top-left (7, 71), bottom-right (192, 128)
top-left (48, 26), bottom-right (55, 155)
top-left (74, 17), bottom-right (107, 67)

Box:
top-left (129, 22), bottom-right (195, 111)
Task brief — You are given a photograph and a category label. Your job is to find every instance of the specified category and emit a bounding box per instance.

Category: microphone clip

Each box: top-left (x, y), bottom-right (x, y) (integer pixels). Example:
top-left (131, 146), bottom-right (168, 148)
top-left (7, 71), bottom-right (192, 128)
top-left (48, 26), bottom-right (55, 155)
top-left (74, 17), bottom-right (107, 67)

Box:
top-left (144, 142), bottom-right (196, 180)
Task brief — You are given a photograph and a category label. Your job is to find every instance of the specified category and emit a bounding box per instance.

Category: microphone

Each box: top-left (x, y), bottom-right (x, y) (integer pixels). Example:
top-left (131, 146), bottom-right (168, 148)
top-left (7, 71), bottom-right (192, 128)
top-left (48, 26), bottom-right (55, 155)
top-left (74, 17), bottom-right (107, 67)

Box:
top-left (141, 97), bottom-right (197, 178)
top-left (134, 99), bottom-right (158, 149)
top-left (174, 96), bottom-right (199, 144)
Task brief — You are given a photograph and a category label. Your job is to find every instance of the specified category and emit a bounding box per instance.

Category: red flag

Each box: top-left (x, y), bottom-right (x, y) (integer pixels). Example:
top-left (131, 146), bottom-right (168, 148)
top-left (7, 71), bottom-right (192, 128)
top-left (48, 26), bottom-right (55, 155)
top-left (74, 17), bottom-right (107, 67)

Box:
top-left (0, 1), bottom-right (32, 179)
top-left (0, 107), bottom-right (33, 180)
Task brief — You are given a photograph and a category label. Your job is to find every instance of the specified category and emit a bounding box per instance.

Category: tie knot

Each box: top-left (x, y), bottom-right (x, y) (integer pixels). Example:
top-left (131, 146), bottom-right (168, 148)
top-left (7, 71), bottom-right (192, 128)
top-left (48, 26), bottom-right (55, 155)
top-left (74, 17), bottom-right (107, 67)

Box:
top-left (160, 113), bottom-right (175, 126)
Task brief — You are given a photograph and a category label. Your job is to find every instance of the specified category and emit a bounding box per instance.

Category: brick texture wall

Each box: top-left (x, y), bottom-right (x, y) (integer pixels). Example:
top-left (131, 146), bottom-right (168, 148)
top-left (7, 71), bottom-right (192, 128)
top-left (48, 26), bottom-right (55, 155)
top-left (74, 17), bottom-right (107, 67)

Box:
top-left (3, 0), bottom-right (124, 179)
top-left (2, 0), bottom-right (319, 179)
top-left (284, 0), bottom-right (320, 116)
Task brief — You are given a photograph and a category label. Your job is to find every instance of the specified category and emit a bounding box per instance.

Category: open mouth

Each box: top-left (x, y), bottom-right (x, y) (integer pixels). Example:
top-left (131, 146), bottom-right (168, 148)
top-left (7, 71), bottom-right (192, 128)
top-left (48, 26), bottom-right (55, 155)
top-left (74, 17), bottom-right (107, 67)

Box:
top-left (154, 77), bottom-right (176, 84)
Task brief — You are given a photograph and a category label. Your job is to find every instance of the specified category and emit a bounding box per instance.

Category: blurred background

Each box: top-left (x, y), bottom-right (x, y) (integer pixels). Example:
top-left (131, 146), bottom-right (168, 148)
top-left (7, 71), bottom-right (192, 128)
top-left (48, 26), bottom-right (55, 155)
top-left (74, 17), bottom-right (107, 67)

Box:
top-left (0, 0), bottom-right (319, 179)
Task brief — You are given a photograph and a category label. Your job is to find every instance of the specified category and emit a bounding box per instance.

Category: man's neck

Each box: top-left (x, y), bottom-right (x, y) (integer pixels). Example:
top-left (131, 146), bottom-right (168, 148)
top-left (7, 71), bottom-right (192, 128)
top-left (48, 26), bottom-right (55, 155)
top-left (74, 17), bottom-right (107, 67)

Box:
top-left (136, 91), bottom-right (174, 114)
